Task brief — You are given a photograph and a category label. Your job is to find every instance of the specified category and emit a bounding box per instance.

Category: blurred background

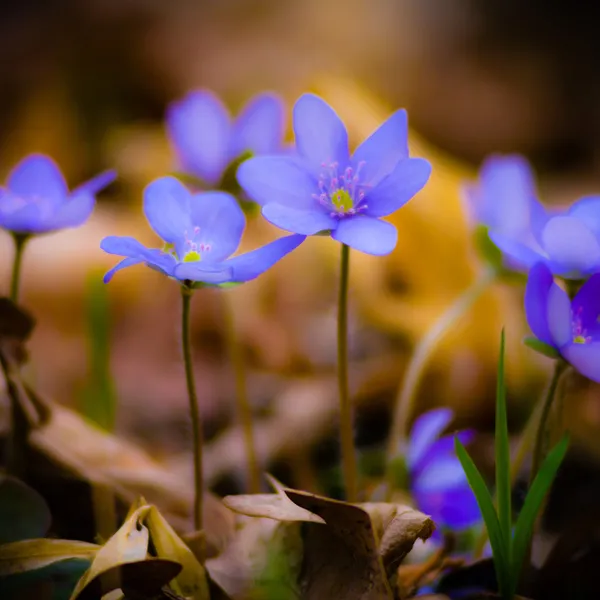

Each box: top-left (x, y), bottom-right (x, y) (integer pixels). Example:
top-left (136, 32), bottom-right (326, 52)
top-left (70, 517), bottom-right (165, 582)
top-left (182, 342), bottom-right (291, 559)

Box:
top-left (2, 0), bottom-right (600, 506)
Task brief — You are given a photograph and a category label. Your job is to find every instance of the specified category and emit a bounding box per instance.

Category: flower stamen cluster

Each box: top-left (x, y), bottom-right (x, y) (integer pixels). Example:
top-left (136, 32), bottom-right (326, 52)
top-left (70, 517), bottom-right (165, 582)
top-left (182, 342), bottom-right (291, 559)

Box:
top-left (313, 161), bottom-right (369, 218)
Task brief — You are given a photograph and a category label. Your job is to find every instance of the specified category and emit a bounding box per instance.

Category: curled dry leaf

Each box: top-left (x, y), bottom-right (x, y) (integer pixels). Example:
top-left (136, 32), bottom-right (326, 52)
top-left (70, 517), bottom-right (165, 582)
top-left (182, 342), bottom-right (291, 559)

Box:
top-left (221, 480), bottom-right (434, 600)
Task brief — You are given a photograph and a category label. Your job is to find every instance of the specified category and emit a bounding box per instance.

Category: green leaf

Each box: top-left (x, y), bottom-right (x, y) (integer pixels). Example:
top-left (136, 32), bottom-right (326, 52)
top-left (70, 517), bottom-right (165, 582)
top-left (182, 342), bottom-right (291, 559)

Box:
top-left (0, 476), bottom-right (51, 543)
top-left (511, 435), bottom-right (569, 596)
top-left (495, 331), bottom-right (512, 569)
top-left (455, 438), bottom-right (511, 598)
top-left (473, 225), bottom-right (504, 271)
top-left (523, 336), bottom-right (560, 359)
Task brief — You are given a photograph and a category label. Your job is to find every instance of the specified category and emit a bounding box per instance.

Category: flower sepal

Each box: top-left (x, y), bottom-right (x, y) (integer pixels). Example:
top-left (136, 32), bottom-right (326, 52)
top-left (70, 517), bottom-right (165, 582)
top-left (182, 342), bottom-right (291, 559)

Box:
top-left (523, 336), bottom-right (561, 359)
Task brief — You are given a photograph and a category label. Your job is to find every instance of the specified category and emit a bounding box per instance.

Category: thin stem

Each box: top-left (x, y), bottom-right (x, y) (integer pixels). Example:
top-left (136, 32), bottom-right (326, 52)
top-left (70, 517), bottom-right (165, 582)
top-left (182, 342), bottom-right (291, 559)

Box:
top-left (222, 292), bottom-right (261, 493)
top-left (10, 234), bottom-right (27, 303)
top-left (337, 243), bottom-right (358, 502)
top-left (530, 360), bottom-right (566, 486)
top-left (181, 287), bottom-right (204, 543)
top-left (386, 269), bottom-right (497, 476)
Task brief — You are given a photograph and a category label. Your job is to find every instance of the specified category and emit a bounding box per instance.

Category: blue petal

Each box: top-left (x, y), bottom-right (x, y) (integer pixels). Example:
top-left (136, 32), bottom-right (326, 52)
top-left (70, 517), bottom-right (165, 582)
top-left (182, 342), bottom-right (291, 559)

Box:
top-left (352, 109), bottom-right (408, 186)
top-left (74, 170), bottom-right (117, 195)
top-left (572, 273), bottom-right (600, 337)
top-left (415, 455), bottom-right (469, 492)
top-left (415, 484), bottom-right (480, 530)
top-left (541, 216), bottom-right (600, 276)
top-left (222, 233), bottom-right (306, 282)
top-left (172, 262), bottom-right (235, 285)
top-left (474, 155), bottom-right (537, 235)
top-left (237, 156), bottom-right (317, 208)
top-left (293, 94), bottom-right (349, 171)
top-left (166, 90), bottom-right (232, 185)
top-left (407, 408), bottom-right (453, 471)
top-left (547, 281), bottom-right (571, 348)
top-left (562, 342), bottom-right (600, 383)
top-left (189, 191), bottom-right (245, 261)
top-left (363, 158), bottom-right (431, 217)
top-left (43, 191), bottom-right (95, 230)
top-left (488, 231), bottom-right (543, 271)
top-left (100, 235), bottom-right (177, 278)
top-left (262, 203), bottom-right (337, 235)
top-left (231, 93), bottom-right (286, 158)
top-left (568, 196), bottom-right (600, 238)
top-left (103, 257), bottom-right (144, 283)
top-left (525, 263), bottom-right (555, 346)
top-left (331, 215), bottom-right (397, 255)
top-left (143, 177), bottom-right (192, 252)
top-left (7, 154), bottom-right (68, 205)
top-left (414, 430), bottom-right (475, 479)
top-left (0, 202), bottom-right (44, 234)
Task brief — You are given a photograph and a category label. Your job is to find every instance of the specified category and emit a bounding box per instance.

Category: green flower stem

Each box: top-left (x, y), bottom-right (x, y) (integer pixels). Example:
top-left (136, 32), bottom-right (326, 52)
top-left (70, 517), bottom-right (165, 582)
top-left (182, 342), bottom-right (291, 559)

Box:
top-left (530, 360), bottom-right (567, 487)
top-left (222, 292), bottom-right (261, 493)
top-left (385, 268), bottom-right (497, 489)
top-left (9, 234), bottom-right (27, 303)
top-left (181, 286), bottom-right (204, 545)
top-left (338, 243), bottom-right (358, 502)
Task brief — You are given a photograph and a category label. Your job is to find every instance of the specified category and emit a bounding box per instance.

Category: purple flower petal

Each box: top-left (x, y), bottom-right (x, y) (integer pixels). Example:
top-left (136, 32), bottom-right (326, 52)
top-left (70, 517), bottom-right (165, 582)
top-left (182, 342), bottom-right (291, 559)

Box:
top-left (0, 202), bottom-right (44, 233)
top-left (562, 342), bottom-right (600, 383)
top-left (331, 215), bottom-right (397, 255)
top-left (74, 170), bottom-right (117, 195)
top-left (293, 94), bottom-right (349, 171)
top-left (407, 408), bottom-right (453, 471)
top-left (7, 154), bottom-right (68, 205)
top-left (231, 93), bottom-right (285, 158)
top-left (171, 262), bottom-right (235, 285)
top-left (568, 196), bottom-right (600, 238)
top-left (351, 109), bottom-right (408, 186)
top-left (541, 216), bottom-right (600, 276)
top-left (236, 156), bottom-right (317, 209)
top-left (415, 484), bottom-right (480, 530)
top-left (189, 191), bottom-right (245, 262)
top-left (363, 158), bottom-right (431, 218)
top-left (488, 231), bottom-right (543, 271)
top-left (572, 273), bottom-right (600, 337)
top-left (167, 90), bottom-right (232, 185)
top-left (547, 282), bottom-right (571, 348)
top-left (525, 262), bottom-right (555, 346)
top-left (103, 257), bottom-right (144, 283)
top-left (100, 235), bottom-right (177, 279)
top-left (415, 455), bottom-right (470, 492)
top-left (143, 177), bottom-right (192, 250)
top-left (221, 233), bottom-right (306, 282)
top-left (414, 431), bottom-right (475, 479)
top-left (44, 191), bottom-right (95, 230)
top-left (261, 203), bottom-right (337, 235)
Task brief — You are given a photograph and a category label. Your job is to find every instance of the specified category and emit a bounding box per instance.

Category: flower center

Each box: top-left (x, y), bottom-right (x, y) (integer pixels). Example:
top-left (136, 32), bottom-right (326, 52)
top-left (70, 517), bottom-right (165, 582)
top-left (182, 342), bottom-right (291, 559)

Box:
top-left (572, 307), bottom-right (592, 344)
top-left (161, 226), bottom-right (211, 263)
top-left (313, 161), bottom-right (369, 218)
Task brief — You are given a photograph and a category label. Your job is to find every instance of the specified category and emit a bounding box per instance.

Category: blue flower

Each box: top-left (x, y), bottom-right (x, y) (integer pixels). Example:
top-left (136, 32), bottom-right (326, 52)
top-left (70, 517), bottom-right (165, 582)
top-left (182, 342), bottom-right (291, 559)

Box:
top-left (407, 409), bottom-right (481, 531)
top-left (0, 154), bottom-right (115, 235)
top-left (525, 262), bottom-right (600, 382)
top-left (464, 155), bottom-right (538, 239)
top-left (470, 155), bottom-right (600, 279)
top-left (101, 176), bottom-right (305, 285)
top-left (236, 94), bottom-right (431, 256)
top-left (167, 90), bottom-right (286, 187)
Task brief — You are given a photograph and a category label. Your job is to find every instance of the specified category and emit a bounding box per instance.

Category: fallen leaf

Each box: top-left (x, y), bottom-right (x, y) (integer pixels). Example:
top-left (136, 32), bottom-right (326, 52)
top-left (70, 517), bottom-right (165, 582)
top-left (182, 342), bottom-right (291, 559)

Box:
top-left (0, 539), bottom-right (98, 577)
top-left (146, 505), bottom-right (209, 600)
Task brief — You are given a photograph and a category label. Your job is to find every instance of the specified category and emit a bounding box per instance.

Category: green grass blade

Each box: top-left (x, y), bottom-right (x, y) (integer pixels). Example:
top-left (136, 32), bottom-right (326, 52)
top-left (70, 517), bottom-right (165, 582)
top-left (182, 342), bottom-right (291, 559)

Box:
top-left (511, 435), bottom-right (569, 595)
top-left (495, 330), bottom-right (512, 562)
top-left (80, 269), bottom-right (117, 431)
top-left (455, 438), bottom-right (511, 598)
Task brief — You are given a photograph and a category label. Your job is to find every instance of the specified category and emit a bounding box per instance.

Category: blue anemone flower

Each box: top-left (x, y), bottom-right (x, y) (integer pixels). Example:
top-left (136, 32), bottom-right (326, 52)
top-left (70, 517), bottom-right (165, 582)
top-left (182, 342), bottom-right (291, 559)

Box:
top-left (236, 94), bottom-right (431, 256)
top-left (463, 155), bottom-right (538, 239)
top-left (0, 154), bottom-right (116, 235)
top-left (408, 408), bottom-right (481, 531)
top-left (166, 90), bottom-right (286, 187)
top-left (469, 155), bottom-right (600, 279)
top-left (101, 176), bottom-right (305, 285)
top-left (525, 262), bottom-right (600, 382)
